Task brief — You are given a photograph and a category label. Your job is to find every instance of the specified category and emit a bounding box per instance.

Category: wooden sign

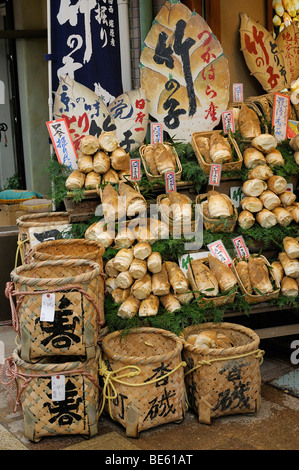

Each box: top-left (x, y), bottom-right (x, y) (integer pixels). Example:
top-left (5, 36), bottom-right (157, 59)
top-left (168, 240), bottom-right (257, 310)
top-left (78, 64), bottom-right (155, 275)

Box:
top-left (272, 92), bottom-right (290, 141)
top-left (46, 118), bottom-right (78, 169)
top-left (140, 1), bottom-right (230, 142)
top-left (239, 12), bottom-right (289, 93)
top-left (276, 23), bottom-right (299, 86)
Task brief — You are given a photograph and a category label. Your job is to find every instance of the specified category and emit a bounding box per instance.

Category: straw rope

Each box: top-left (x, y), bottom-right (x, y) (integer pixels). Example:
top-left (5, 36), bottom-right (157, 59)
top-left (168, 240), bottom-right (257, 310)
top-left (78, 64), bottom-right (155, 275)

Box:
top-left (98, 351), bottom-right (186, 420)
top-left (5, 281), bottom-right (104, 334)
top-left (15, 236), bottom-right (29, 268)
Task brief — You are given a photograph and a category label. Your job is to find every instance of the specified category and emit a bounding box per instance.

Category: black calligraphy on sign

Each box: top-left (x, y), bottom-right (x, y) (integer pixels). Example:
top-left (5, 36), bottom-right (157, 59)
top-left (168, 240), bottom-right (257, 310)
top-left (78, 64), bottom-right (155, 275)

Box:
top-left (153, 19), bottom-right (196, 128)
top-left (36, 294), bottom-right (81, 350)
top-left (212, 360), bottom-right (251, 414)
top-left (44, 378), bottom-right (83, 425)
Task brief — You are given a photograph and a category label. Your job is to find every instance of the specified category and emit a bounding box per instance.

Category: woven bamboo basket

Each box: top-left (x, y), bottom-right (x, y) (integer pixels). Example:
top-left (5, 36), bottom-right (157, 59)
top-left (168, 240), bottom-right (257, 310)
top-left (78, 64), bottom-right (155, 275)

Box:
top-left (228, 100), bottom-right (269, 137)
top-left (231, 256), bottom-right (280, 304)
top-left (16, 212), bottom-right (70, 264)
top-left (30, 238), bottom-right (105, 273)
top-left (195, 194), bottom-right (238, 233)
top-left (7, 259), bottom-right (104, 361)
top-left (157, 193), bottom-right (201, 237)
top-left (99, 327), bottom-right (186, 437)
top-left (187, 257), bottom-right (236, 307)
top-left (180, 322), bottom-right (264, 424)
top-left (1, 347), bottom-right (100, 442)
top-left (139, 143), bottom-right (182, 183)
top-left (191, 131), bottom-right (243, 176)
top-left (246, 92), bottom-right (299, 122)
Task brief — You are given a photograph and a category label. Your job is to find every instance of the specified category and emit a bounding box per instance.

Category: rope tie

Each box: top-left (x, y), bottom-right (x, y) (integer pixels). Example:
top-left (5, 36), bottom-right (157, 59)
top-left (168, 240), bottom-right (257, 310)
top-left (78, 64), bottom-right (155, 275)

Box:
top-left (15, 236), bottom-right (29, 268)
top-left (184, 349), bottom-right (264, 376)
top-left (0, 356), bottom-right (100, 413)
top-left (98, 353), bottom-right (187, 420)
top-left (5, 281), bottom-right (104, 335)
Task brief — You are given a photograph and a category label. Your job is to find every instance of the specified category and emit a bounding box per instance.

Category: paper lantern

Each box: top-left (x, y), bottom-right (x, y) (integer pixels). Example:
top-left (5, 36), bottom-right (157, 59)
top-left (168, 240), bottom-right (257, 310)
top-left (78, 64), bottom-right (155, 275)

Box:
top-left (139, 0), bottom-right (230, 141)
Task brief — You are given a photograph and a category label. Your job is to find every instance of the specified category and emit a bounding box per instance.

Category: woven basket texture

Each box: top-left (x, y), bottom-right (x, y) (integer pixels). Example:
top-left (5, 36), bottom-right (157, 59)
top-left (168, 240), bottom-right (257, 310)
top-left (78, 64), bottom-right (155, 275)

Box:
top-left (139, 144), bottom-right (182, 182)
top-left (196, 194), bottom-right (238, 233)
top-left (10, 347), bottom-right (100, 442)
top-left (181, 322), bottom-right (263, 424)
top-left (9, 259), bottom-right (104, 361)
top-left (100, 327), bottom-right (186, 436)
top-left (157, 194), bottom-right (200, 237)
top-left (31, 238), bottom-right (105, 273)
top-left (16, 212), bottom-right (70, 261)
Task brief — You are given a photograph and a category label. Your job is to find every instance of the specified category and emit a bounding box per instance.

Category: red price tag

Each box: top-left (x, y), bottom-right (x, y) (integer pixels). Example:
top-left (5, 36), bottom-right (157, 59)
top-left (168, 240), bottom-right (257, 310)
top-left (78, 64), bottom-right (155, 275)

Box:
top-left (209, 164), bottom-right (222, 186)
top-left (165, 171), bottom-right (176, 192)
top-left (207, 240), bottom-right (232, 267)
top-left (222, 110), bottom-right (235, 133)
top-left (232, 235), bottom-right (250, 259)
top-left (130, 158), bottom-right (141, 181)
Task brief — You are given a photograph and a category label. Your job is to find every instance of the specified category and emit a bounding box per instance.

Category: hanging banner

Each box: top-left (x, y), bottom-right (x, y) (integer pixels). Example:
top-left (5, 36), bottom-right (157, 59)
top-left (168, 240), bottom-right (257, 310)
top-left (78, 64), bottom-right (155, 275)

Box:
top-left (50, 0), bottom-right (123, 104)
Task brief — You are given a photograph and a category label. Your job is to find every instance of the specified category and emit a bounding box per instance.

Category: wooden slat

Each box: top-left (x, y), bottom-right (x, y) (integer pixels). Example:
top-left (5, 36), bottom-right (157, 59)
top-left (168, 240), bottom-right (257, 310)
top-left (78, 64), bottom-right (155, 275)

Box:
top-left (254, 324), bottom-right (299, 339)
top-left (205, 0), bottom-right (221, 41)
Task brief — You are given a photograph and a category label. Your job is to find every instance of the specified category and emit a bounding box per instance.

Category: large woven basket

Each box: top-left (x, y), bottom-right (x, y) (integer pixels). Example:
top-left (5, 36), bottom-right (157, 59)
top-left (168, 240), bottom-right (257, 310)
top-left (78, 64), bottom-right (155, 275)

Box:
top-left (99, 327), bottom-right (186, 437)
top-left (0, 347), bottom-right (100, 442)
top-left (30, 238), bottom-right (105, 273)
top-left (16, 212), bottom-right (70, 265)
top-left (139, 143), bottom-right (182, 183)
top-left (157, 193), bottom-right (201, 237)
top-left (196, 194), bottom-right (238, 233)
top-left (191, 131), bottom-right (243, 176)
top-left (7, 259), bottom-right (104, 361)
top-left (231, 255), bottom-right (280, 304)
top-left (180, 322), bottom-right (264, 424)
top-left (187, 257), bottom-right (237, 307)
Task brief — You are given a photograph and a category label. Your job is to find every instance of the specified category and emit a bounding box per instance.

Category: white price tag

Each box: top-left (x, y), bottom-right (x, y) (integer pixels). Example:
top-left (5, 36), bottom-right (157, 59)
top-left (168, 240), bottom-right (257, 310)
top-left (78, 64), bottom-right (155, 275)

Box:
top-left (179, 251), bottom-right (210, 276)
top-left (208, 164), bottom-right (222, 186)
top-left (230, 186), bottom-right (244, 208)
top-left (40, 293), bottom-right (56, 322)
top-left (207, 240), bottom-right (232, 267)
top-left (232, 235), bottom-right (250, 259)
top-left (165, 171), bottom-right (176, 192)
top-left (130, 158), bottom-right (141, 181)
top-left (150, 123), bottom-right (163, 144)
top-left (51, 375), bottom-right (65, 401)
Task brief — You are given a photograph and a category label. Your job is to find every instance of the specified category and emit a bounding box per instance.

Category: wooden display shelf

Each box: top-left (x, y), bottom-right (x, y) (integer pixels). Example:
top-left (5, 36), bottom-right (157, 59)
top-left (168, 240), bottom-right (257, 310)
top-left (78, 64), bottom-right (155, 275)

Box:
top-left (64, 190), bottom-right (101, 223)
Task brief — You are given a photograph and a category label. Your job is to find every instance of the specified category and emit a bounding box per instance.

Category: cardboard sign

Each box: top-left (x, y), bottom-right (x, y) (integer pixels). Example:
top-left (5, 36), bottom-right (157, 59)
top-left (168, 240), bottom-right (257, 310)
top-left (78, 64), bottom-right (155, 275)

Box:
top-left (272, 93), bottom-right (290, 141)
top-left (46, 118), bottom-right (78, 169)
top-left (232, 235), bottom-right (250, 259)
top-left (230, 186), bottom-right (244, 208)
top-left (207, 240), bottom-right (232, 266)
top-left (150, 123), bottom-right (163, 144)
top-left (165, 171), bottom-right (176, 192)
top-left (179, 251), bottom-right (210, 276)
top-left (222, 110), bottom-right (235, 133)
top-left (233, 83), bottom-right (243, 102)
top-left (130, 158), bottom-right (141, 181)
top-left (209, 163), bottom-right (222, 186)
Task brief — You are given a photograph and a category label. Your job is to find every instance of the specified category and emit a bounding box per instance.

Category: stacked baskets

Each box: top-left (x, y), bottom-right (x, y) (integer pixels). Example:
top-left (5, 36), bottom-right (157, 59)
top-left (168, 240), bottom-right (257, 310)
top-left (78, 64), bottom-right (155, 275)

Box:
top-left (1, 218), bottom-right (105, 442)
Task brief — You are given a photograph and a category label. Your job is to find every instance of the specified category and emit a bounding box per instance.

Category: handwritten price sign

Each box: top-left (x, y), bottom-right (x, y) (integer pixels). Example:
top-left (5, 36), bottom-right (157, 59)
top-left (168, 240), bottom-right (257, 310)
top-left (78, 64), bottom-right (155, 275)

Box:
top-left (46, 118), bottom-right (78, 169)
top-left (207, 240), bottom-right (232, 267)
top-left (272, 93), bottom-right (290, 141)
top-left (209, 164), bottom-right (222, 186)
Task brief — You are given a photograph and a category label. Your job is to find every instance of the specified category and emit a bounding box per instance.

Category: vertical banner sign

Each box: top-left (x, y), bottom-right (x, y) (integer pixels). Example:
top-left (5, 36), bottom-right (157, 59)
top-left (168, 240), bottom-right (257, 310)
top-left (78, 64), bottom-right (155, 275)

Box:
top-left (209, 163), bottom-right (222, 187)
top-left (130, 158), bottom-right (141, 181)
top-left (232, 235), bottom-right (250, 259)
top-left (222, 110), bottom-right (235, 133)
top-left (46, 118), bottom-right (78, 169)
top-left (50, 0), bottom-right (123, 102)
top-left (272, 93), bottom-right (290, 141)
top-left (165, 171), bottom-right (176, 192)
top-left (151, 123), bottom-right (163, 144)
top-left (233, 83), bottom-right (243, 102)
top-left (207, 240), bottom-right (232, 266)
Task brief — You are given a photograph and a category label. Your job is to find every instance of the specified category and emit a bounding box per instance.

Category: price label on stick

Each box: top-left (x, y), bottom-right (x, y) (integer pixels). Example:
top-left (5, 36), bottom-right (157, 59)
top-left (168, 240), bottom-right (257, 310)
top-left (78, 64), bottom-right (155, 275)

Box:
top-left (232, 235), bottom-right (250, 259)
top-left (165, 171), bottom-right (176, 192)
top-left (209, 163), bottom-right (222, 187)
top-left (150, 123), bottom-right (163, 144)
top-left (130, 158), bottom-right (141, 181)
top-left (207, 240), bottom-right (232, 267)
top-left (222, 110), bottom-right (235, 133)
top-left (233, 83), bottom-right (243, 102)
top-left (272, 93), bottom-right (290, 141)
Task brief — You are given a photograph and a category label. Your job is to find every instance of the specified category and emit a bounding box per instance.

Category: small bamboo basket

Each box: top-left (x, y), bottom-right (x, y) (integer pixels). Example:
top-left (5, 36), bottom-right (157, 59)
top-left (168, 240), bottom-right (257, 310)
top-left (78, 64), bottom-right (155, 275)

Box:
top-left (187, 257), bottom-right (237, 307)
top-left (231, 255), bottom-right (280, 304)
top-left (139, 143), bottom-right (182, 183)
top-left (180, 322), bottom-right (264, 424)
top-left (99, 327), bottom-right (186, 437)
top-left (30, 238), bottom-right (105, 273)
top-left (157, 193), bottom-right (201, 237)
top-left (191, 131), bottom-right (243, 176)
top-left (0, 347), bottom-right (101, 442)
top-left (7, 259), bottom-right (104, 361)
top-left (16, 212), bottom-right (70, 265)
top-left (196, 194), bottom-right (238, 233)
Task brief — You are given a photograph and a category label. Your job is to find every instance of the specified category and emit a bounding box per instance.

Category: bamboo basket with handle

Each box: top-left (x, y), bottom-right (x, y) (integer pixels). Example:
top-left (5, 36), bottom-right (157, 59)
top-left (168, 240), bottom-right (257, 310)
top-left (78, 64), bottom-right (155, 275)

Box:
top-left (99, 327), bottom-right (186, 437)
top-left (0, 347), bottom-right (100, 442)
top-left (180, 322), bottom-right (264, 424)
top-left (157, 193), bottom-right (200, 237)
top-left (196, 193), bottom-right (238, 233)
top-left (6, 258), bottom-right (104, 361)
top-left (139, 143), bottom-right (182, 183)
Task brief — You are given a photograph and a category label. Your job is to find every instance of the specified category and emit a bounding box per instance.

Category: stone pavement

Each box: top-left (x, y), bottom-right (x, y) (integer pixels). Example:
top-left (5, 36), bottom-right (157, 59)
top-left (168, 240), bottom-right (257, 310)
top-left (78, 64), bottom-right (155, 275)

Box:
top-left (0, 324), bottom-right (299, 452)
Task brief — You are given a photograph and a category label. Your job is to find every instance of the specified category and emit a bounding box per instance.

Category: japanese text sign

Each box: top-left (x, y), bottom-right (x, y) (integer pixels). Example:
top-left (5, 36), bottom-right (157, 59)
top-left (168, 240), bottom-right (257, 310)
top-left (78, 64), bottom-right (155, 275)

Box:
top-left (207, 240), bottom-right (232, 266)
top-left (272, 93), bottom-right (290, 141)
top-left (46, 118), bottom-right (78, 169)
top-left (209, 163), bottom-right (222, 186)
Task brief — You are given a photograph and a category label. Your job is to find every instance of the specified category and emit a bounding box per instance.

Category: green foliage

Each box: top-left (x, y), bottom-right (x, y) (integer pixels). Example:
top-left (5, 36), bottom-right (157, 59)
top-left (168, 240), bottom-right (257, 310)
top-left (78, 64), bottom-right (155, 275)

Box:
top-left (1, 173), bottom-right (21, 191)
top-left (43, 156), bottom-right (72, 207)
top-left (174, 142), bottom-right (208, 193)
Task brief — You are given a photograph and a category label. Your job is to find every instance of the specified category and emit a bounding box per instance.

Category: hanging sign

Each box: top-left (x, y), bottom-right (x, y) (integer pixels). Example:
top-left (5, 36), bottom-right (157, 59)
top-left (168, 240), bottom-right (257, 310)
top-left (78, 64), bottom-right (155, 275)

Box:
top-left (232, 235), bottom-right (250, 259)
top-left (46, 118), bottom-right (78, 169)
top-left (207, 240), bottom-right (232, 266)
top-left (209, 163), bottom-right (222, 186)
top-left (272, 93), bottom-right (290, 141)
